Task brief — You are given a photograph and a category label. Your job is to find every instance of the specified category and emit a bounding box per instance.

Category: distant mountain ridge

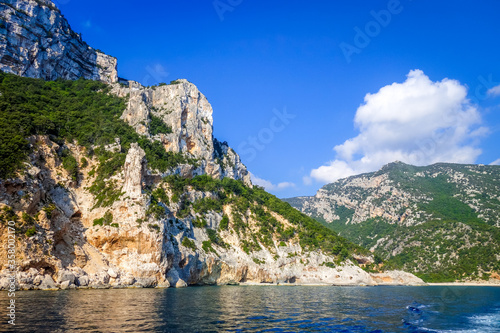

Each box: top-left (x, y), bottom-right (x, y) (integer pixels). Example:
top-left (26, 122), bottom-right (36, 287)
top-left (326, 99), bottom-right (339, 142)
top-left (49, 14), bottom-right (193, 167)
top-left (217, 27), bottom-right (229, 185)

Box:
top-left (285, 162), bottom-right (500, 282)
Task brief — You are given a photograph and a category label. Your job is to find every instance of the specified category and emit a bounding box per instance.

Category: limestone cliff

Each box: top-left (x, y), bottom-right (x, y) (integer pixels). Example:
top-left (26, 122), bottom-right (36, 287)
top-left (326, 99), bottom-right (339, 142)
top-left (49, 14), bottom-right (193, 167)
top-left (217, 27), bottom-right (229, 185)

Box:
top-left (112, 79), bottom-right (251, 185)
top-left (0, 0), bottom-right (117, 82)
top-left (0, 1), bottom-right (424, 289)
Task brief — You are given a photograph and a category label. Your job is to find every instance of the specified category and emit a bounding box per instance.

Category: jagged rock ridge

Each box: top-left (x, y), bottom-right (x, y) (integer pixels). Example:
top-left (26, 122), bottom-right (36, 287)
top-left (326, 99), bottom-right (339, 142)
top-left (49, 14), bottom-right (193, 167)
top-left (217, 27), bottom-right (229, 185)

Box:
top-left (0, 0), bottom-right (117, 82)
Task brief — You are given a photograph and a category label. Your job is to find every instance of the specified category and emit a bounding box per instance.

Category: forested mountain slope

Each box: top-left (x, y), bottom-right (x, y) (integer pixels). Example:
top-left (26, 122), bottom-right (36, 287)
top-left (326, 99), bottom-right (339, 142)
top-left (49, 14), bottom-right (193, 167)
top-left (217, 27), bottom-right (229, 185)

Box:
top-left (285, 162), bottom-right (500, 282)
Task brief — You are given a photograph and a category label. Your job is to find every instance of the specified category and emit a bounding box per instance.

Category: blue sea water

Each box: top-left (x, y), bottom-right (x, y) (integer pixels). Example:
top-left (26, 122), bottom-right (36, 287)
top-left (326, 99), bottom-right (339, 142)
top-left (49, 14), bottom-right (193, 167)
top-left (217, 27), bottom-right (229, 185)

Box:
top-left (1, 286), bottom-right (499, 332)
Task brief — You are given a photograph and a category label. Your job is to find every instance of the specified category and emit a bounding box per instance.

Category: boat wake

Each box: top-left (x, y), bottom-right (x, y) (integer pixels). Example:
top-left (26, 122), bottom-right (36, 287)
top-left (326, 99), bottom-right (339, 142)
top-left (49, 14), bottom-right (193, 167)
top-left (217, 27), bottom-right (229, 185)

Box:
top-left (402, 302), bottom-right (500, 333)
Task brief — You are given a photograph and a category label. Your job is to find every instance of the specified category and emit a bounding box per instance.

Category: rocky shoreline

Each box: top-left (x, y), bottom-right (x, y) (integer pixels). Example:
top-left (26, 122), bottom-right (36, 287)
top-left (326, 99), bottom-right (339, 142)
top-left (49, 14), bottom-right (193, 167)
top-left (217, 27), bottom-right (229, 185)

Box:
top-left (427, 282), bottom-right (500, 287)
top-left (6, 280), bottom-right (500, 291)
top-left (0, 268), bottom-right (426, 291)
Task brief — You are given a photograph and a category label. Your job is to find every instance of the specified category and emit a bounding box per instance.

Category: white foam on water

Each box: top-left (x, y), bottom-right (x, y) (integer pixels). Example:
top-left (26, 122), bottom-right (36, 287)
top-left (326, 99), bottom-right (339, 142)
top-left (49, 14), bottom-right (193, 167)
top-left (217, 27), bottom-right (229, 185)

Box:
top-left (468, 312), bottom-right (500, 329)
top-left (411, 307), bottom-right (500, 333)
top-left (430, 310), bottom-right (500, 333)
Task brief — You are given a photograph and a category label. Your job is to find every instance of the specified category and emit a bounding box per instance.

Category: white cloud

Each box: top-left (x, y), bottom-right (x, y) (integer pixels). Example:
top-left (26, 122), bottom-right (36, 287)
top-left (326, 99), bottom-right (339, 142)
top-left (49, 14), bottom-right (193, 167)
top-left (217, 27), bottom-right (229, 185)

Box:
top-left (308, 69), bottom-right (486, 184)
top-left (487, 84), bottom-right (500, 97)
top-left (250, 173), bottom-right (295, 191)
top-left (491, 158), bottom-right (500, 165)
top-left (309, 160), bottom-right (357, 184)
top-left (276, 182), bottom-right (295, 189)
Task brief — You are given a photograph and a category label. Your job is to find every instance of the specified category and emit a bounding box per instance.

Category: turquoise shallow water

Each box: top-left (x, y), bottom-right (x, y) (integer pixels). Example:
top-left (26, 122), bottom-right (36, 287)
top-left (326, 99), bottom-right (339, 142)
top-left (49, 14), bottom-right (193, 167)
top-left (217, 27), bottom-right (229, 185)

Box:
top-left (0, 286), bottom-right (499, 332)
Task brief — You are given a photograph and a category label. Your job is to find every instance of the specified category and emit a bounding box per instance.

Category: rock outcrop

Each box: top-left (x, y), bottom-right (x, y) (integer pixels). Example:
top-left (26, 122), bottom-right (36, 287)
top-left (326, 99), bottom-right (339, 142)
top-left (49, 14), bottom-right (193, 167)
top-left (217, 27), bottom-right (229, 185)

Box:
top-left (0, 0), bottom-right (117, 83)
top-left (112, 79), bottom-right (251, 185)
top-left (122, 143), bottom-right (146, 199)
top-left (369, 270), bottom-right (425, 286)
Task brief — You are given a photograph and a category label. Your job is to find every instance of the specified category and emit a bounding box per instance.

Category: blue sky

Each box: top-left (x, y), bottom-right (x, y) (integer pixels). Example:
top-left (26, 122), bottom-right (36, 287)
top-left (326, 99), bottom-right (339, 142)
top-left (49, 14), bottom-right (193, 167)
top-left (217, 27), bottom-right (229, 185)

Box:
top-left (57, 0), bottom-right (500, 197)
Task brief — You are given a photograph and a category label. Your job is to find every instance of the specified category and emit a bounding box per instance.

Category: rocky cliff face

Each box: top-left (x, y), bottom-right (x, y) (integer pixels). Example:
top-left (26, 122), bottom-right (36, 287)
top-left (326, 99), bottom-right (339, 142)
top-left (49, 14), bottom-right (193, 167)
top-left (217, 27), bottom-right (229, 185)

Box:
top-left (0, 0), bottom-right (117, 83)
top-left (0, 1), bottom-right (423, 289)
top-left (112, 79), bottom-right (251, 185)
top-left (285, 162), bottom-right (500, 282)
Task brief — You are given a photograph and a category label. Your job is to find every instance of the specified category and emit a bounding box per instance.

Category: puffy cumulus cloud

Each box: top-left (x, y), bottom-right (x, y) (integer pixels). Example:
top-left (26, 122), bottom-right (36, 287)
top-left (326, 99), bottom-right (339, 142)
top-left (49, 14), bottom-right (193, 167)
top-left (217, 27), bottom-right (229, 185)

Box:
top-left (487, 84), bottom-right (500, 97)
top-left (491, 158), bottom-right (500, 166)
top-left (250, 173), bottom-right (295, 191)
top-left (309, 160), bottom-right (357, 184)
top-left (308, 70), bottom-right (486, 184)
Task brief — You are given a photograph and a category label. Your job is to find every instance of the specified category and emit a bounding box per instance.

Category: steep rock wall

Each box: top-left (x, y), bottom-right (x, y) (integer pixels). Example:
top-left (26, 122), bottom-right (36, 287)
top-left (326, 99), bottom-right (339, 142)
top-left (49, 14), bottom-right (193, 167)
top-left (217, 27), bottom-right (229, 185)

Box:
top-left (0, 0), bottom-right (117, 82)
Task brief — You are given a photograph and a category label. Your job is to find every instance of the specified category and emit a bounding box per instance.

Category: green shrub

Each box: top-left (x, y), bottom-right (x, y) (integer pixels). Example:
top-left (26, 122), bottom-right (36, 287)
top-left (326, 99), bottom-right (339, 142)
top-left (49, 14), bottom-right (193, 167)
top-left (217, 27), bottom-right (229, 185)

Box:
top-left (192, 197), bottom-right (223, 214)
top-left (0, 207), bottom-right (18, 224)
top-left (240, 239), bottom-right (261, 254)
top-left (88, 151), bottom-right (126, 208)
top-left (176, 197), bottom-right (192, 219)
top-left (22, 212), bottom-right (35, 224)
top-left (322, 262), bottom-right (335, 268)
top-left (151, 187), bottom-right (169, 205)
top-left (61, 151), bottom-right (78, 181)
top-left (192, 216), bottom-right (207, 228)
top-left (219, 215), bottom-right (229, 230)
top-left (0, 73), bottom-right (129, 179)
top-left (202, 240), bottom-right (217, 254)
top-left (182, 237), bottom-right (197, 251)
top-left (147, 186), bottom-right (169, 219)
top-left (253, 258), bottom-right (265, 265)
top-left (160, 174), bottom-right (364, 257)
top-left (149, 114), bottom-right (172, 136)
top-left (138, 139), bottom-right (191, 172)
top-left (42, 204), bottom-right (57, 219)
top-left (148, 223), bottom-right (160, 233)
top-left (25, 227), bottom-right (36, 237)
top-left (147, 202), bottom-right (166, 220)
top-left (93, 211), bottom-right (113, 226)
top-left (206, 229), bottom-right (219, 244)
top-left (80, 157), bottom-right (88, 168)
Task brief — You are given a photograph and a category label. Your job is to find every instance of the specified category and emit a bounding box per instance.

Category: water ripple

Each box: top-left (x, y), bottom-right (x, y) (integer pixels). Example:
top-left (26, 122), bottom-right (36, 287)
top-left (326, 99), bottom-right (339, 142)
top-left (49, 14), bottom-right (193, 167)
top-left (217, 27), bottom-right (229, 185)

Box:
top-left (1, 286), bottom-right (499, 332)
